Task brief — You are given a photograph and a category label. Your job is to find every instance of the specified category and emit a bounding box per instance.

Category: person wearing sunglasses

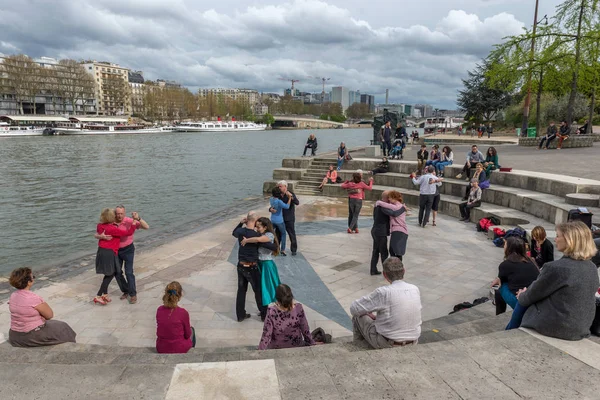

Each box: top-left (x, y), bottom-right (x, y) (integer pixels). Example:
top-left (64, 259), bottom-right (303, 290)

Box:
top-left (7, 267), bottom-right (76, 347)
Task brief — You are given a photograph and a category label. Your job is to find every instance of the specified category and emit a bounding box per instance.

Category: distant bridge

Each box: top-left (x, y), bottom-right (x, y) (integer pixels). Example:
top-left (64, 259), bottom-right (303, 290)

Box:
top-left (272, 115), bottom-right (345, 129)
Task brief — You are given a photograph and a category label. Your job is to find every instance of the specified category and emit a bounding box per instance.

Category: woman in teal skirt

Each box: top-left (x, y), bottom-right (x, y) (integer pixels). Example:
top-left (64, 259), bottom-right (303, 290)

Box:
top-left (241, 217), bottom-right (281, 306)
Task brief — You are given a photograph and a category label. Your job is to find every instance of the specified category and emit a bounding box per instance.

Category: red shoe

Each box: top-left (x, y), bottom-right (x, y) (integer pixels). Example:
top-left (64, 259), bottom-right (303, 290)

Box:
top-left (354, 228), bottom-right (359, 234)
top-left (102, 294), bottom-right (112, 303)
top-left (347, 228), bottom-right (353, 234)
top-left (93, 296), bottom-right (107, 305)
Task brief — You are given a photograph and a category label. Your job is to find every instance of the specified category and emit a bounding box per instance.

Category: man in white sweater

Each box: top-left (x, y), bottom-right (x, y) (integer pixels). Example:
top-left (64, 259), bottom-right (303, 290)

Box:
top-left (350, 257), bottom-right (422, 349)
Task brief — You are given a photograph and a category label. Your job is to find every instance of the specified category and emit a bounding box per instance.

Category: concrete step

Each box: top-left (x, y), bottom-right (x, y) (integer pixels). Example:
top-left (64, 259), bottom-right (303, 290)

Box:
top-left (333, 170), bottom-right (600, 226)
top-left (322, 184), bottom-right (554, 230)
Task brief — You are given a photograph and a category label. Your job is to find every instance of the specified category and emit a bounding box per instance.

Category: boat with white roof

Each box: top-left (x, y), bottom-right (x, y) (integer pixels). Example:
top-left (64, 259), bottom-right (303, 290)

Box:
top-left (174, 120), bottom-right (266, 132)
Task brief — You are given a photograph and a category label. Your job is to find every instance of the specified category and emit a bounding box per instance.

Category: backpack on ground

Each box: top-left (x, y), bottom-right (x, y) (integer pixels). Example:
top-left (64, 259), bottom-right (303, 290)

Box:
top-left (478, 218), bottom-right (493, 232)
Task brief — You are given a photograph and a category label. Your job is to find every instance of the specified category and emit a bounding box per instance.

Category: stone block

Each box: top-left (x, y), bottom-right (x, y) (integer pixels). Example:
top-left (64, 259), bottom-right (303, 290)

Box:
top-left (272, 168), bottom-right (305, 181)
top-left (282, 158), bottom-right (312, 169)
top-left (263, 180), bottom-right (298, 193)
top-left (518, 136), bottom-right (593, 148)
top-left (364, 145), bottom-right (381, 157)
top-left (566, 193), bottom-right (600, 207)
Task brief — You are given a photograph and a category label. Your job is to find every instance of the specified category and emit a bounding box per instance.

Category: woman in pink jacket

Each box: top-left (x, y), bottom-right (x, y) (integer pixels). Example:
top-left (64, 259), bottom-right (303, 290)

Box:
top-left (375, 190), bottom-right (409, 260)
top-left (341, 172), bottom-right (373, 234)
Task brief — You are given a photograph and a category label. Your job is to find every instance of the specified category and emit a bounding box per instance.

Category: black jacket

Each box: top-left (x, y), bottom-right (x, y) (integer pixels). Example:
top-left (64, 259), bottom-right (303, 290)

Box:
top-left (371, 204), bottom-right (404, 237)
top-left (232, 223), bottom-right (277, 263)
top-left (530, 239), bottom-right (554, 268)
top-left (281, 192), bottom-right (299, 222)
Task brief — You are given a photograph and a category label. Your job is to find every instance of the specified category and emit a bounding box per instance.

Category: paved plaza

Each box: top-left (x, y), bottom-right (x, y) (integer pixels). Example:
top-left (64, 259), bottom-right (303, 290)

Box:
top-left (0, 196), bottom-right (505, 348)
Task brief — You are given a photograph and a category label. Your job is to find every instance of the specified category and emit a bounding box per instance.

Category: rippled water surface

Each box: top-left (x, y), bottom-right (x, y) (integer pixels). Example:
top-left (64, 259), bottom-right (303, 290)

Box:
top-left (0, 128), bottom-right (371, 273)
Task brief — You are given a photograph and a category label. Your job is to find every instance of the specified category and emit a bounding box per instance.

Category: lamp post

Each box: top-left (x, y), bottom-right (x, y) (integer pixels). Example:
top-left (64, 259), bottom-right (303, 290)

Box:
top-left (520, 0), bottom-right (541, 137)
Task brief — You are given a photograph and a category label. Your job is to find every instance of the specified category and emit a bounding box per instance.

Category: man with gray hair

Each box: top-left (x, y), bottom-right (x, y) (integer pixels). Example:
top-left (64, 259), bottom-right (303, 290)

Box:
top-left (233, 211), bottom-right (278, 321)
top-left (350, 257), bottom-right (422, 349)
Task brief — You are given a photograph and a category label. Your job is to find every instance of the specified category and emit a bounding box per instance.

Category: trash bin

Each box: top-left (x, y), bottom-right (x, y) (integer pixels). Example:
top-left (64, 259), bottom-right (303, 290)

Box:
top-left (515, 128), bottom-right (520, 136)
top-left (527, 127), bottom-right (536, 137)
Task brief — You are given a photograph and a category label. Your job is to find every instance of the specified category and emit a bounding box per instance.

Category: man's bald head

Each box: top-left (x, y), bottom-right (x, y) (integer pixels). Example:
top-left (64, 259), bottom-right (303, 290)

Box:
top-left (247, 211), bottom-right (258, 222)
top-left (381, 190), bottom-right (390, 202)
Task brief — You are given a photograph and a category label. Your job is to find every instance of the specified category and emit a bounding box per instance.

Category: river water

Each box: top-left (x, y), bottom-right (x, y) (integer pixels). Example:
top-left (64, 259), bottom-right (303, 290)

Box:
top-left (0, 128), bottom-right (371, 274)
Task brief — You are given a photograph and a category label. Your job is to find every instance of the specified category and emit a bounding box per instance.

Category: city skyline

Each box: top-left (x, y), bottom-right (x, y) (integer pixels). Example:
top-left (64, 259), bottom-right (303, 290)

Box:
top-left (0, 0), bottom-right (564, 108)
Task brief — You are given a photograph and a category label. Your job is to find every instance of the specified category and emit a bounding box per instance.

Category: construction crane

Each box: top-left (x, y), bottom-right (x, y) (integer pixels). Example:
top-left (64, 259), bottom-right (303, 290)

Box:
top-left (279, 78), bottom-right (300, 93)
top-left (316, 77), bottom-right (331, 102)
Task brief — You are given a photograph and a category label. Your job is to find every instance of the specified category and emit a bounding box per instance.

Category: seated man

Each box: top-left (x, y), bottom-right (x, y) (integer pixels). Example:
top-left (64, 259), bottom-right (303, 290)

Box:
top-left (350, 257), bottom-right (422, 349)
top-left (578, 120), bottom-right (589, 135)
top-left (556, 120), bottom-right (570, 150)
top-left (371, 156), bottom-right (389, 176)
top-left (539, 122), bottom-right (557, 149)
top-left (456, 145), bottom-right (485, 180)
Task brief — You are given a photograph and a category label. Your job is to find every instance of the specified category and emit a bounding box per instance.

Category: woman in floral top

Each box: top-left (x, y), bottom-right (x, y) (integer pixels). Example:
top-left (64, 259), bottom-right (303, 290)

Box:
top-left (258, 284), bottom-right (316, 350)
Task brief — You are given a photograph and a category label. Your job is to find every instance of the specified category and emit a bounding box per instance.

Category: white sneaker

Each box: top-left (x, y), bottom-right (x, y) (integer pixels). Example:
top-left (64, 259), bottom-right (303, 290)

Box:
top-left (456, 173), bottom-right (462, 179)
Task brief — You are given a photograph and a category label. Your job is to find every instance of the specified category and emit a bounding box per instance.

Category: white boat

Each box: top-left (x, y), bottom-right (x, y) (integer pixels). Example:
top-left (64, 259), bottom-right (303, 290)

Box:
top-left (424, 117), bottom-right (464, 130)
top-left (174, 121), bottom-right (267, 132)
top-left (55, 124), bottom-right (172, 135)
top-left (0, 122), bottom-right (44, 137)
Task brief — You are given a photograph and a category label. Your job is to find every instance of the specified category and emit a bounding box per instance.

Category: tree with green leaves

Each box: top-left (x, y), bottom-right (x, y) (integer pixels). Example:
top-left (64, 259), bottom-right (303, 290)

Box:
top-left (457, 62), bottom-right (512, 122)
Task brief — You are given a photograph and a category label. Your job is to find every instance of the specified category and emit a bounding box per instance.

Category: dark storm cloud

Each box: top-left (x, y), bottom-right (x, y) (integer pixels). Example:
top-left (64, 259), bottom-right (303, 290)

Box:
top-left (0, 0), bottom-right (528, 107)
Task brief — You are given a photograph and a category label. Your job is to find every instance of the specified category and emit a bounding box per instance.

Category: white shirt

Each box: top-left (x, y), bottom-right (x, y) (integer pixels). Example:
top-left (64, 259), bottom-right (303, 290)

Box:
top-left (412, 173), bottom-right (441, 195)
top-left (350, 280), bottom-right (422, 341)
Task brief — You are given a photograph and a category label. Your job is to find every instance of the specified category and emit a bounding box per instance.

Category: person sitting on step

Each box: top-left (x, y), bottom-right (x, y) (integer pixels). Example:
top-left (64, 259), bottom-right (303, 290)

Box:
top-left (7, 267), bottom-right (76, 348)
top-left (530, 226), bottom-right (554, 269)
top-left (490, 237), bottom-right (540, 316)
top-left (318, 164), bottom-right (338, 191)
top-left (462, 163), bottom-right (486, 200)
top-left (459, 179), bottom-right (482, 222)
top-left (538, 121), bottom-right (558, 149)
top-left (435, 146), bottom-right (453, 177)
top-left (506, 221), bottom-right (599, 340)
top-left (371, 156), bottom-right (389, 176)
top-left (416, 145), bottom-right (428, 175)
top-left (556, 120), bottom-right (570, 150)
top-left (156, 281), bottom-right (195, 354)
top-left (259, 284), bottom-right (316, 350)
top-left (456, 145), bottom-right (485, 180)
top-left (483, 147), bottom-right (499, 176)
top-left (350, 257), bottom-right (421, 349)
top-left (302, 134), bottom-right (318, 156)
top-left (425, 144), bottom-right (440, 169)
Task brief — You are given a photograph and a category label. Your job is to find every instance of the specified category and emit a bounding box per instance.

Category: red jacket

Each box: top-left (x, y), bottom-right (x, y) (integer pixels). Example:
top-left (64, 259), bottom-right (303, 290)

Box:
top-left (341, 180), bottom-right (373, 199)
top-left (97, 222), bottom-right (139, 254)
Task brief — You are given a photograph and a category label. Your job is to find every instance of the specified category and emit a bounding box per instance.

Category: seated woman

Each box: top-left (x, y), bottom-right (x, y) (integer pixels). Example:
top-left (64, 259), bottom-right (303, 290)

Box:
top-left (459, 179), bottom-right (481, 222)
top-left (490, 237), bottom-right (540, 315)
top-left (483, 147), bottom-right (499, 176)
top-left (506, 221), bottom-right (599, 340)
top-left (8, 267), bottom-right (76, 347)
top-left (425, 145), bottom-right (440, 168)
top-left (371, 156), bottom-right (389, 175)
top-left (302, 134), bottom-right (318, 156)
top-left (259, 284), bottom-right (316, 350)
top-left (436, 146), bottom-right (453, 177)
top-left (318, 165), bottom-right (338, 191)
top-left (530, 226), bottom-right (554, 268)
top-left (156, 281), bottom-right (195, 354)
top-left (462, 163), bottom-right (486, 200)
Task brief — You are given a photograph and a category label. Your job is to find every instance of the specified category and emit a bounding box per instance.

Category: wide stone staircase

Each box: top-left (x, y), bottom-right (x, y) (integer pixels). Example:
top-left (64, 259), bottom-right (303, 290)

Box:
top-left (265, 155), bottom-right (600, 238)
top-left (3, 303), bottom-right (600, 399)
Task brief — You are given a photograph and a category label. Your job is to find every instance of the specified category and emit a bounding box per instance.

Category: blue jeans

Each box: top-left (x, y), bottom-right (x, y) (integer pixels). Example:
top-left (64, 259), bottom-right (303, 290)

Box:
top-left (337, 157), bottom-right (344, 170)
top-left (273, 221), bottom-right (287, 252)
top-left (118, 243), bottom-right (136, 296)
top-left (506, 302), bottom-right (528, 330)
top-left (425, 160), bottom-right (439, 168)
top-left (436, 160), bottom-right (452, 172)
top-left (499, 284), bottom-right (517, 309)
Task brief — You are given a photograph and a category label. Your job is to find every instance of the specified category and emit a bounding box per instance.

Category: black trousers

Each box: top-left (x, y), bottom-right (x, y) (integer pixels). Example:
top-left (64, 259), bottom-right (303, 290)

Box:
top-left (303, 145), bottom-right (316, 156)
top-left (382, 140), bottom-right (392, 156)
top-left (418, 194), bottom-right (435, 226)
top-left (235, 264), bottom-right (266, 321)
top-left (97, 274), bottom-right (114, 296)
top-left (459, 201), bottom-right (481, 220)
top-left (371, 167), bottom-right (388, 176)
top-left (461, 162), bottom-right (477, 177)
top-left (284, 219), bottom-right (297, 253)
top-left (370, 233), bottom-right (388, 273)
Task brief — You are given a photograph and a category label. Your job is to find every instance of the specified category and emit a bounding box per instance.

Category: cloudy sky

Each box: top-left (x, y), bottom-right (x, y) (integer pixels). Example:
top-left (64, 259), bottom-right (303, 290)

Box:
top-left (0, 0), bottom-right (563, 108)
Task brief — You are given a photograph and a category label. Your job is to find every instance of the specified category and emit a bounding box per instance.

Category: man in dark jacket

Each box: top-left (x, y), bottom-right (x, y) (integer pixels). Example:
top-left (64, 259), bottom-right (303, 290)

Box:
top-left (233, 212), bottom-right (278, 322)
top-left (539, 122), bottom-right (558, 149)
top-left (370, 191), bottom-right (404, 275)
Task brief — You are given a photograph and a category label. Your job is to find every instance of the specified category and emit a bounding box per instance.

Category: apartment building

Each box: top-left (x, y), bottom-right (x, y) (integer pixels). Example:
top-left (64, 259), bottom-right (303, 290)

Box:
top-left (82, 61), bottom-right (132, 116)
top-left (198, 88), bottom-right (260, 105)
top-left (128, 71), bottom-right (144, 116)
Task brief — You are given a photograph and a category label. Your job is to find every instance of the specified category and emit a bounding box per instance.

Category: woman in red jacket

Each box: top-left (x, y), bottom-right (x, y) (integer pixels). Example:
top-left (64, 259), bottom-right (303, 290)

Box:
top-left (94, 208), bottom-right (140, 305)
top-left (341, 172), bottom-right (373, 234)
top-left (318, 164), bottom-right (338, 191)
top-left (156, 281), bottom-right (195, 354)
